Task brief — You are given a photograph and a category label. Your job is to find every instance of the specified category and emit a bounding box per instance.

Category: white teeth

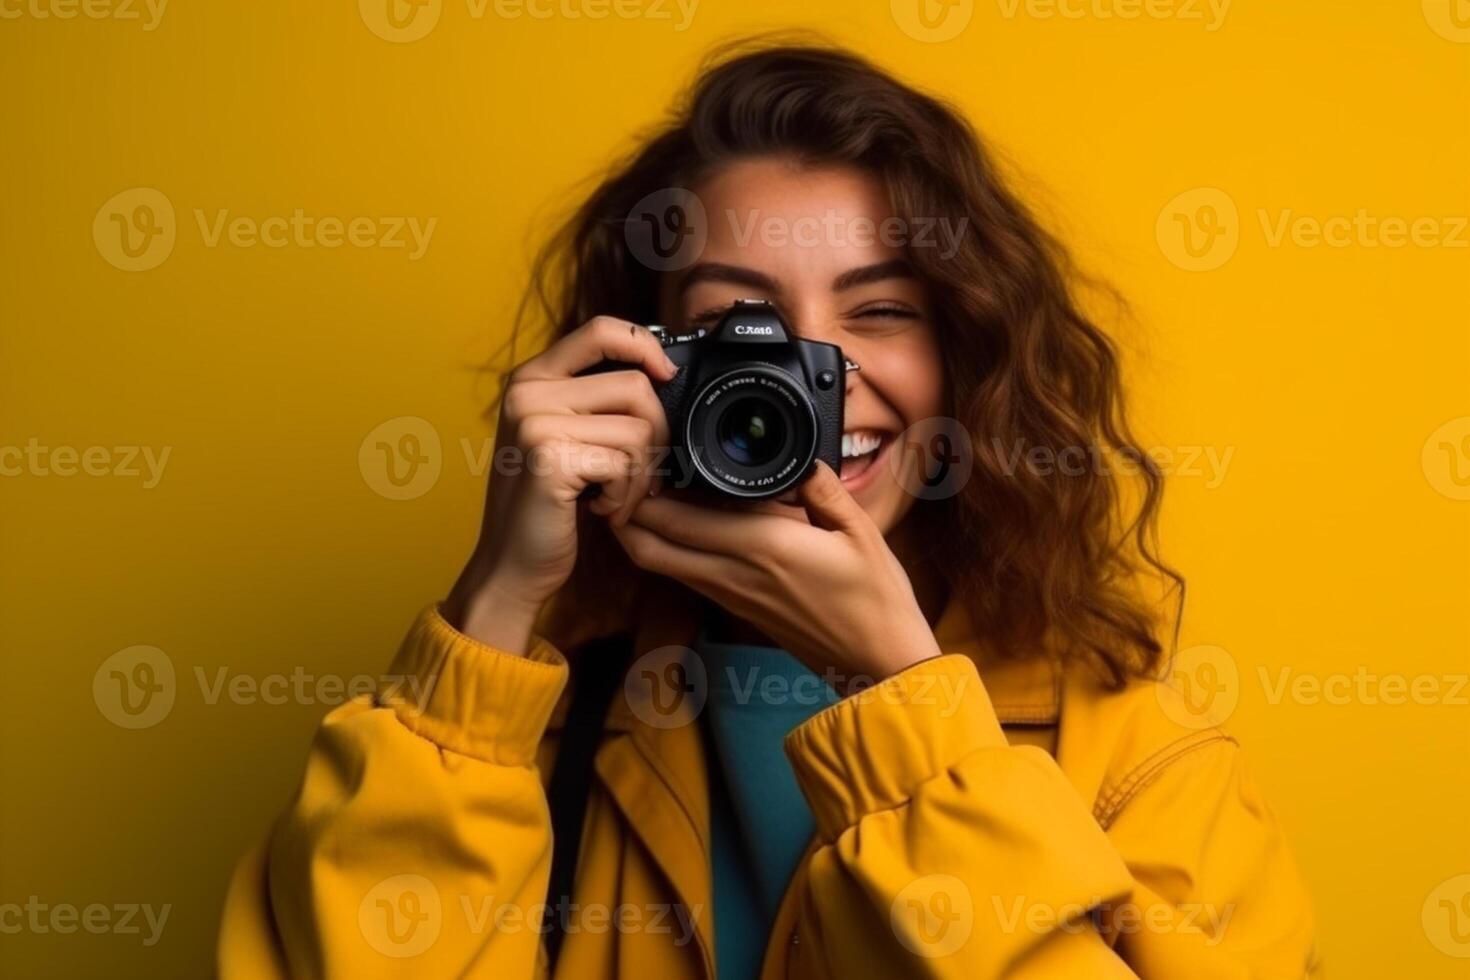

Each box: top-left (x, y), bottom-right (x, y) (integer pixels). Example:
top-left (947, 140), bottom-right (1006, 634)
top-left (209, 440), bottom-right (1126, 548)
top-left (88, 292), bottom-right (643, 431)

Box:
top-left (841, 431), bottom-right (884, 459)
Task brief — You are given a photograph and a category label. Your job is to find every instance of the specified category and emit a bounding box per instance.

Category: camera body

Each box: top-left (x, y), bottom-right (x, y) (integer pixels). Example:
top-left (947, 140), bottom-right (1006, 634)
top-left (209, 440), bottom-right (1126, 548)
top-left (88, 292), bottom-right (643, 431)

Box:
top-left (592, 300), bottom-right (846, 499)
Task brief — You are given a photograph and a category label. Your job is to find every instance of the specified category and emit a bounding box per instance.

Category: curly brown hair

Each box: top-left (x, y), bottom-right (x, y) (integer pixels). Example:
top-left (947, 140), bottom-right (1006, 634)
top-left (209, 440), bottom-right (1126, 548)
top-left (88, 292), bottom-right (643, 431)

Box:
top-left (501, 39), bottom-right (1183, 686)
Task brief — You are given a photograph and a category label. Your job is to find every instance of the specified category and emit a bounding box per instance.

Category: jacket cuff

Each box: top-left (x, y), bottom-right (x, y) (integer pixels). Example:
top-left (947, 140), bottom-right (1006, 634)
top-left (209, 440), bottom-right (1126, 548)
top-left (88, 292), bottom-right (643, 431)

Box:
top-left (385, 604), bottom-right (569, 767)
top-left (785, 654), bottom-right (1007, 841)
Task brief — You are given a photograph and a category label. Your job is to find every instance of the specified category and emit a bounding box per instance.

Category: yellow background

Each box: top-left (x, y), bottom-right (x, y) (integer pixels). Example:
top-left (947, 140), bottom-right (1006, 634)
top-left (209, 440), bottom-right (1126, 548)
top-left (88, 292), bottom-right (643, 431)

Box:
top-left (2, 0), bottom-right (1467, 976)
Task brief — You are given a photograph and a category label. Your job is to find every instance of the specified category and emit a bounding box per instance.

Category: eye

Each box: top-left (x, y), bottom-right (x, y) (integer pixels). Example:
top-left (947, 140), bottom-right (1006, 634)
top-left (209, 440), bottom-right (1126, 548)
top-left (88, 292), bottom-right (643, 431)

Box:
top-left (852, 304), bottom-right (917, 320)
top-left (686, 304), bottom-right (732, 329)
top-left (849, 304), bottom-right (920, 324)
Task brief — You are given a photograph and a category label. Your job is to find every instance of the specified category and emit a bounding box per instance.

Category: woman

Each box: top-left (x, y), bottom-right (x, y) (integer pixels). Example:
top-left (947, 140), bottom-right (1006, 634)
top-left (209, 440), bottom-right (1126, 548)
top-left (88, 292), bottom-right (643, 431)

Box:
top-left (219, 42), bottom-right (1320, 979)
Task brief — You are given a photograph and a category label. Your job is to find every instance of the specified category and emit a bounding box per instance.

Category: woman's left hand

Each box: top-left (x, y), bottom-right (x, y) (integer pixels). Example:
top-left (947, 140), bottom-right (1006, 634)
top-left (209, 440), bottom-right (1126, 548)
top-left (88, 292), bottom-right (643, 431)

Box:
top-left (607, 461), bottom-right (943, 685)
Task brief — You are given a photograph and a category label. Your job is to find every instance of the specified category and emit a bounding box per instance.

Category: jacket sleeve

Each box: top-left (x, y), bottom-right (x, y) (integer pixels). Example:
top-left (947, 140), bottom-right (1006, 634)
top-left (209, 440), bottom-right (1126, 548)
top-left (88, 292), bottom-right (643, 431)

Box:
top-left (217, 605), bottom-right (568, 980)
top-left (782, 654), bottom-right (1320, 979)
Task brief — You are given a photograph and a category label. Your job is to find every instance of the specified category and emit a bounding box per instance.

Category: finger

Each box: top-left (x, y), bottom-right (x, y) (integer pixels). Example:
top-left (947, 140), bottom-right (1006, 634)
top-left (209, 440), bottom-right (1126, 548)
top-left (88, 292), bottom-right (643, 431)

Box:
top-left (609, 519), bottom-right (741, 592)
top-left (515, 316), bottom-right (678, 384)
top-left (797, 460), bottom-right (869, 534)
top-left (527, 372), bottom-right (670, 442)
top-left (519, 414), bottom-right (650, 500)
top-left (505, 371), bottom-right (667, 520)
top-left (545, 443), bottom-right (634, 500)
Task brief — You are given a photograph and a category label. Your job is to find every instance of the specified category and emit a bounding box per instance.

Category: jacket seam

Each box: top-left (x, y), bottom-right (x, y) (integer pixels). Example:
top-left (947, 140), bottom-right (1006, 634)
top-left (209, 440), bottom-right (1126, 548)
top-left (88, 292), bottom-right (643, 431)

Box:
top-left (1093, 731), bottom-right (1237, 830)
top-left (1094, 730), bottom-right (1232, 825)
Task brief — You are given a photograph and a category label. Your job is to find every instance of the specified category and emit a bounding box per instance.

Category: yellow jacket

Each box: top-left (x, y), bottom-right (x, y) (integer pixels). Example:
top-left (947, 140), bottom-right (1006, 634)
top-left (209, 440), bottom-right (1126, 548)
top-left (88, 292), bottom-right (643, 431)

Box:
top-left (218, 597), bottom-right (1322, 979)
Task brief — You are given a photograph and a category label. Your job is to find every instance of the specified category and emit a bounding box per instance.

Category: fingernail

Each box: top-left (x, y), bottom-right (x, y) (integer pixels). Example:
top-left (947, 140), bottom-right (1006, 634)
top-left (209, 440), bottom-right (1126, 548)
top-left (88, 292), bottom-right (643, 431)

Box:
top-left (664, 355), bottom-right (678, 374)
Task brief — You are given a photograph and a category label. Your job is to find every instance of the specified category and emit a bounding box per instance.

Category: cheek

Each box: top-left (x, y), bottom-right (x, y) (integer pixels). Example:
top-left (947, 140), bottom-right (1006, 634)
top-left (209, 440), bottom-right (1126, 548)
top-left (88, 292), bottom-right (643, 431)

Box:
top-left (863, 338), bottom-right (946, 427)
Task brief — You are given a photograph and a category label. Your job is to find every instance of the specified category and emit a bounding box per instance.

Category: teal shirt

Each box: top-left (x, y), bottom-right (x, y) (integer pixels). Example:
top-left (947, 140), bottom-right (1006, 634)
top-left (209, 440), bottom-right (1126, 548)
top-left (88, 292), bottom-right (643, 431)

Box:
top-left (696, 630), bottom-right (840, 980)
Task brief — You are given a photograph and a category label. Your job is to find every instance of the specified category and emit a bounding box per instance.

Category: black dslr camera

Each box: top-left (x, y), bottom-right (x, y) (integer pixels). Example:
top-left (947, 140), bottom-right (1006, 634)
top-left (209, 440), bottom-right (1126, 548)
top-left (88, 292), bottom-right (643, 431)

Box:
top-left (587, 300), bottom-right (847, 499)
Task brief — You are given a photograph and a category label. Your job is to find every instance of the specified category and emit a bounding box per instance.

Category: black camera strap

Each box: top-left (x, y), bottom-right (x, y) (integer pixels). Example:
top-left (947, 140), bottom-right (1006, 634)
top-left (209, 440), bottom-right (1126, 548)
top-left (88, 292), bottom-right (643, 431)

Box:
top-left (543, 631), bottom-right (631, 970)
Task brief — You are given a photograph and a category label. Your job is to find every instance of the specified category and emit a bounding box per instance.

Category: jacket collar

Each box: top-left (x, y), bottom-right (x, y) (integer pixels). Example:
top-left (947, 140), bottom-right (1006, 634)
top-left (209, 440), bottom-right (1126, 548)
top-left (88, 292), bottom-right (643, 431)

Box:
top-left (930, 597), bottom-right (1062, 725)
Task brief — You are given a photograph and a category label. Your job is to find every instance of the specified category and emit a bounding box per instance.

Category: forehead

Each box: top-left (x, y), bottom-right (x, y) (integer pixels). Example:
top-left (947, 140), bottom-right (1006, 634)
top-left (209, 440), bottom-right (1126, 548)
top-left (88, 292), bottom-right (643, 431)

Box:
top-left (691, 157), bottom-right (905, 279)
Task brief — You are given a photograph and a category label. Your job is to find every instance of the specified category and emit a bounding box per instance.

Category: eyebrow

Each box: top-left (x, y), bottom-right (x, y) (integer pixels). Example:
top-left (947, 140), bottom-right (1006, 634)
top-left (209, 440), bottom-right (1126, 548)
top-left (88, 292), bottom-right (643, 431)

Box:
top-left (831, 258), bottom-right (916, 291)
top-left (675, 263), bottom-right (778, 296)
top-left (675, 258), bottom-right (917, 296)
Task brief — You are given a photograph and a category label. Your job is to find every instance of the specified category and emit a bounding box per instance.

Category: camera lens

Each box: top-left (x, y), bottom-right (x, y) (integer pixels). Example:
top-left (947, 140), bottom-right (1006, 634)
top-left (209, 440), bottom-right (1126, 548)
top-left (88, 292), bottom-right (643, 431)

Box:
top-left (716, 397), bottom-right (787, 467)
top-left (686, 365), bottom-right (819, 498)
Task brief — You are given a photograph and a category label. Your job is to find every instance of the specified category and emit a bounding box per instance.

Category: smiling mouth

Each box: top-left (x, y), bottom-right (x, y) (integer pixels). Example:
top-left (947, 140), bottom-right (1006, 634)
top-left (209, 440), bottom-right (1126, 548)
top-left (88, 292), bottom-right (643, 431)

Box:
top-left (839, 429), bottom-right (892, 485)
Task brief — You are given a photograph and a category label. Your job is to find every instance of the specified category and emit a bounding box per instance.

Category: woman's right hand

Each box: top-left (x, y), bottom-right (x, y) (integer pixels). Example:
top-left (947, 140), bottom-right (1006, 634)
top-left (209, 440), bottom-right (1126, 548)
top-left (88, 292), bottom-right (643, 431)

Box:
top-left (442, 316), bottom-right (678, 654)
